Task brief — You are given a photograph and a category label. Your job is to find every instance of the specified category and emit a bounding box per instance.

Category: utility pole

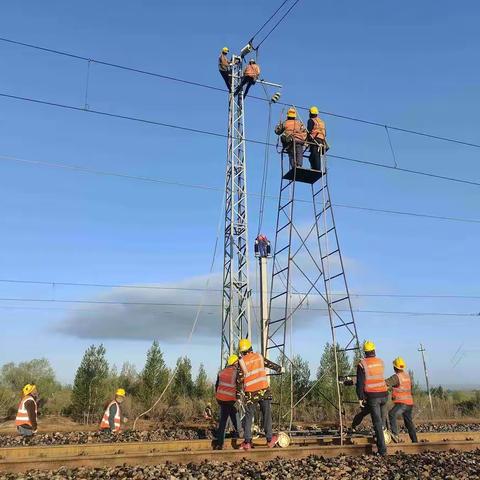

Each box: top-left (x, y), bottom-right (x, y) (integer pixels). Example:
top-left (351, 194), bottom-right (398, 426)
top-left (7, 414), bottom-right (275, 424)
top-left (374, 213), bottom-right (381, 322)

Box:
top-left (418, 343), bottom-right (434, 417)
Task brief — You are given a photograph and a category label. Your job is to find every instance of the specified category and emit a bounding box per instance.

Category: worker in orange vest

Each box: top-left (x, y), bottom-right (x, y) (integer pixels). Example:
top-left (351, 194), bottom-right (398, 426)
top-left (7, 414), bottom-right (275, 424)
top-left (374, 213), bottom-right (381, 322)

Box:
top-left (218, 47), bottom-right (231, 90)
top-left (99, 388), bottom-right (126, 433)
top-left (237, 338), bottom-right (282, 450)
top-left (386, 357), bottom-right (418, 443)
top-left (275, 108), bottom-right (307, 168)
top-left (234, 58), bottom-right (261, 98)
top-left (356, 340), bottom-right (388, 455)
top-left (214, 354), bottom-right (240, 450)
top-left (16, 384), bottom-right (39, 437)
top-left (307, 106), bottom-right (327, 171)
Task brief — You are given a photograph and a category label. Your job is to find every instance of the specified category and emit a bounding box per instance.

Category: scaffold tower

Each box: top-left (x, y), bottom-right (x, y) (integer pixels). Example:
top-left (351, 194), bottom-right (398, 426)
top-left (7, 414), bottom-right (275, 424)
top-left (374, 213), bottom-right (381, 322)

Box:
top-left (266, 148), bottom-right (361, 434)
top-left (221, 54), bottom-right (252, 364)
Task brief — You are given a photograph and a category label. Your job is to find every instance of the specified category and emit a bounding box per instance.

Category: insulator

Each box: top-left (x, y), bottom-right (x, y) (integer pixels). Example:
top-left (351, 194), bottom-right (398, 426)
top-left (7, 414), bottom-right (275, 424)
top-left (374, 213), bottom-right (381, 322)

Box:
top-left (271, 92), bottom-right (281, 103)
top-left (240, 43), bottom-right (254, 58)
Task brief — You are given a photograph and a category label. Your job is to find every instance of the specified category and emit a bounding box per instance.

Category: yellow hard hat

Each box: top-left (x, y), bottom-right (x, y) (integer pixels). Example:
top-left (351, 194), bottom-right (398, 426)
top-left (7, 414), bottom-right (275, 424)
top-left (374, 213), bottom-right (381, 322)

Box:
top-left (287, 107), bottom-right (297, 118)
top-left (227, 354), bottom-right (239, 366)
top-left (115, 388), bottom-right (126, 397)
top-left (309, 106), bottom-right (319, 115)
top-left (222, 47), bottom-right (229, 53)
top-left (363, 340), bottom-right (376, 353)
top-left (393, 357), bottom-right (406, 370)
top-left (238, 338), bottom-right (252, 352)
top-left (22, 384), bottom-right (36, 396)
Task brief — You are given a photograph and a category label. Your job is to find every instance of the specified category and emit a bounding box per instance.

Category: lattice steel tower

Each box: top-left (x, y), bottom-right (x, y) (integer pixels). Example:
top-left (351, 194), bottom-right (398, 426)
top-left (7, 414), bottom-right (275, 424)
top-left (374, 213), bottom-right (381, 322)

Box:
top-left (266, 148), bottom-right (361, 435)
top-left (221, 53), bottom-right (252, 364)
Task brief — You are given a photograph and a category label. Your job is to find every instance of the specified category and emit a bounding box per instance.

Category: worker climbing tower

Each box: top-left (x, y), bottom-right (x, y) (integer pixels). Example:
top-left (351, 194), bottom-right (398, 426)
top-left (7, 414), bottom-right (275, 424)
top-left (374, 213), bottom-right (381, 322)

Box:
top-left (221, 52), bottom-right (252, 364)
top-left (266, 147), bottom-right (361, 435)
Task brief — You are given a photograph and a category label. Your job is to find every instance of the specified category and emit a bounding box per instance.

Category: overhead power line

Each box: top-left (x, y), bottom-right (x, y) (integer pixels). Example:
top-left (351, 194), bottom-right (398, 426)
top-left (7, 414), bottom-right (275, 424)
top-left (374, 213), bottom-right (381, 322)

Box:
top-left (249, 0), bottom-right (291, 42)
top-left (0, 296), bottom-right (478, 317)
top-left (2, 92), bottom-right (480, 192)
top-left (1, 36), bottom-right (479, 149)
top-left (1, 152), bottom-right (480, 225)
top-left (1, 278), bottom-right (480, 300)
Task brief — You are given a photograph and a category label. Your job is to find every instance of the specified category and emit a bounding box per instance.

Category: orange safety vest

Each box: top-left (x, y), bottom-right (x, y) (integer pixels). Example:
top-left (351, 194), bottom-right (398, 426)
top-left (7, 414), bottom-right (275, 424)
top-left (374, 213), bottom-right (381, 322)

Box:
top-left (15, 395), bottom-right (37, 427)
top-left (283, 119), bottom-right (307, 142)
top-left (218, 54), bottom-right (229, 72)
top-left (392, 371), bottom-right (414, 405)
top-left (215, 365), bottom-right (237, 402)
top-left (100, 400), bottom-right (121, 431)
top-left (309, 117), bottom-right (326, 141)
top-left (244, 64), bottom-right (260, 78)
top-left (360, 357), bottom-right (387, 394)
top-left (239, 352), bottom-right (269, 393)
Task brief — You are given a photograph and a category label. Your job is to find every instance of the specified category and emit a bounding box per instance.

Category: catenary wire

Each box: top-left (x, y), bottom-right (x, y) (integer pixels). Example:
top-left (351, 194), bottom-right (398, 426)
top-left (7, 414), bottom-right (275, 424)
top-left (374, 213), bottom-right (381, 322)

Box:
top-left (2, 92), bottom-right (480, 191)
top-left (2, 152), bottom-right (480, 225)
top-left (249, 0), bottom-right (291, 42)
top-left (1, 37), bottom-right (480, 149)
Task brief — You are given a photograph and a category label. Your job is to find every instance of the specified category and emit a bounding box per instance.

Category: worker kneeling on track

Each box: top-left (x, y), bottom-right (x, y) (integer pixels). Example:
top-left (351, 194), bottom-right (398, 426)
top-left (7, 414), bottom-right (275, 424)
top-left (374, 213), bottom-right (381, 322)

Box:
top-left (237, 338), bottom-right (282, 450)
top-left (16, 384), bottom-right (39, 437)
top-left (386, 357), bottom-right (418, 443)
top-left (214, 354), bottom-right (240, 450)
top-left (99, 388), bottom-right (127, 433)
top-left (356, 340), bottom-right (389, 456)
top-left (275, 108), bottom-right (307, 168)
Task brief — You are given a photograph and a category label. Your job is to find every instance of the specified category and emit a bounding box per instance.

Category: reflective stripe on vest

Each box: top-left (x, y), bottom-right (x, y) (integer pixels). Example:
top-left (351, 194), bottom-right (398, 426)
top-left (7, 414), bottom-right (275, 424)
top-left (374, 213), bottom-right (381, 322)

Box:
top-left (310, 117), bottom-right (326, 141)
top-left (215, 365), bottom-right (237, 402)
top-left (239, 352), bottom-right (269, 393)
top-left (392, 371), bottom-right (414, 405)
top-left (100, 400), bottom-right (121, 431)
top-left (15, 396), bottom-right (37, 427)
top-left (244, 64), bottom-right (260, 78)
top-left (283, 119), bottom-right (307, 142)
top-left (360, 357), bottom-right (387, 393)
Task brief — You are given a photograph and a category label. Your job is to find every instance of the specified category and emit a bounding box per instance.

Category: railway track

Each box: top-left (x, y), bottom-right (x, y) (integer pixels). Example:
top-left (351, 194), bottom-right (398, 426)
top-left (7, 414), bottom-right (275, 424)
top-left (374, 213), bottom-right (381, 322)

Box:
top-left (1, 432), bottom-right (480, 473)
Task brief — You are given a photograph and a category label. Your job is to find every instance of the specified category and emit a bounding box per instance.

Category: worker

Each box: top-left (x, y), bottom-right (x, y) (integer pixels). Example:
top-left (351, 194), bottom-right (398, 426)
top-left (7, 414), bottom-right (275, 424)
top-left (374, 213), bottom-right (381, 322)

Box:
top-left (307, 106), bottom-right (327, 171)
top-left (99, 388), bottom-right (126, 433)
top-left (16, 384), bottom-right (39, 437)
top-left (275, 108), bottom-right (307, 168)
top-left (386, 357), bottom-right (418, 443)
top-left (255, 234), bottom-right (270, 258)
top-left (204, 402), bottom-right (213, 421)
top-left (214, 354), bottom-right (240, 450)
top-left (218, 47), bottom-right (231, 90)
top-left (234, 58), bottom-right (260, 98)
top-left (356, 340), bottom-right (388, 456)
top-left (237, 338), bottom-right (282, 450)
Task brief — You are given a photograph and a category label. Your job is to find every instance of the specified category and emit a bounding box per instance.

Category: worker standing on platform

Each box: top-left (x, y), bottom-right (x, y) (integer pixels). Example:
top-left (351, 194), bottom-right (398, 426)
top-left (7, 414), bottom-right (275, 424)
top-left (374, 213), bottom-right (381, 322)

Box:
top-left (214, 354), bottom-right (240, 450)
top-left (307, 106), bottom-right (327, 171)
top-left (386, 357), bottom-right (418, 443)
top-left (218, 47), bottom-right (231, 90)
top-left (16, 384), bottom-right (39, 437)
top-left (356, 341), bottom-right (388, 455)
top-left (237, 338), bottom-right (282, 450)
top-left (275, 108), bottom-right (307, 168)
top-left (99, 388), bottom-right (126, 433)
top-left (234, 58), bottom-right (260, 98)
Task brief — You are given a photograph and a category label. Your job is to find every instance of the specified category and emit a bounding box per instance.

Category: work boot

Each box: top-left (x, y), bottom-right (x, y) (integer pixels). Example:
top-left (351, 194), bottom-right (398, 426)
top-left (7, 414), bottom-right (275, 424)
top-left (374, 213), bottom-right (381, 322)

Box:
top-left (240, 441), bottom-right (252, 450)
top-left (267, 434), bottom-right (278, 448)
top-left (213, 443), bottom-right (223, 450)
top-left (390, 432), bottom-right (400, 443)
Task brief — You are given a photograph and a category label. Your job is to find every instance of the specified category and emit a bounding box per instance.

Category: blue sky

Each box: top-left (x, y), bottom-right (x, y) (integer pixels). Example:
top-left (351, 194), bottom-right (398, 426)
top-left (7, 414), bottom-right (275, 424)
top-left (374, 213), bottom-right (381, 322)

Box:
top-left (0, 0), bottom-right (479, 388)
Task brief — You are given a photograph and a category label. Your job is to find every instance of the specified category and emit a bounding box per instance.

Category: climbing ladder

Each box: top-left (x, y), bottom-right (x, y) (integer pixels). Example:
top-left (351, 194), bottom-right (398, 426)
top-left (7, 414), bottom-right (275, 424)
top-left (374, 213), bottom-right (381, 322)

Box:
top-left (266, 144), bottom-right (361, 436)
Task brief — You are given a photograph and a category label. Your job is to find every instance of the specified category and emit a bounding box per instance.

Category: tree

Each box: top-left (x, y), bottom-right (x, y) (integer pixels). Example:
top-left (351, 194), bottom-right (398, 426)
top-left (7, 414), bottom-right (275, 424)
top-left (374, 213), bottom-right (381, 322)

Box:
top-left (172, 357), bottom-right (194, 398)
top-left (70, 344), bottom-right (109, 422)
top-left (119, 362), bottom-right (140, 397)
top-left (194, 364), bottom-right (211, 400)
top-left (138, 341), bottom-right (169, 409)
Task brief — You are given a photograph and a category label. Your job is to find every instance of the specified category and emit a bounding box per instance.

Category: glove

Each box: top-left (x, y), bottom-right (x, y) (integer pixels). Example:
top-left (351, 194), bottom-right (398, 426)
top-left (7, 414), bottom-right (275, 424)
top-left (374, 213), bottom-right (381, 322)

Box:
top-left (359, 399), bottom-right (366, 408)
top-left (123, 417), bottom-right (129, 423)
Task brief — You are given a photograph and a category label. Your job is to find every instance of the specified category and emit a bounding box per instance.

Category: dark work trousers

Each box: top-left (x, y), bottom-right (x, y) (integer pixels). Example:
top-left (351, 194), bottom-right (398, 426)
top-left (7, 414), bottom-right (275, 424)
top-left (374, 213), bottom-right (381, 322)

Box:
top-left (216, 402), bottom-right (239, 447)
top-left (389, 403), bottom-right (418, 442)
top-left (285, 141), bottom-right (304, 168)
top-left (219, 70), bottom-right (231, 90)
top-left (235, 76), bottom-right (256, 97)
top-left (309, 141), bottom-right (324, 171)
top-left (351, 405), bottom-right (370, 430)
top-left (367, 395), bottom-right (388, 454)
top-left (244, 398), bottom-right (273, 443)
